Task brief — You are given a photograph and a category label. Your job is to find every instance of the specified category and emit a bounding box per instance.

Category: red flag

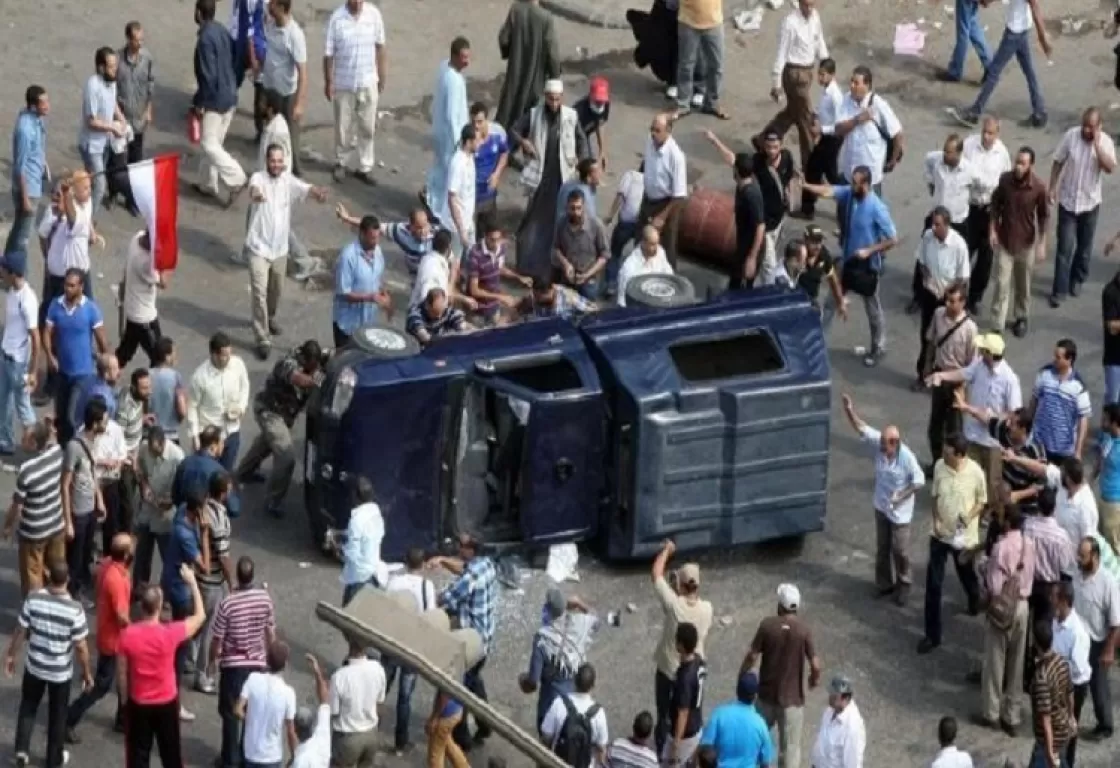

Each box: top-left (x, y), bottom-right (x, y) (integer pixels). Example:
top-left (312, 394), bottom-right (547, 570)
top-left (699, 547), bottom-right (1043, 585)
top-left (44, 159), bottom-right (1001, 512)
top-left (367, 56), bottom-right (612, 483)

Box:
top-left (127, 154), bottom-right (180, 271)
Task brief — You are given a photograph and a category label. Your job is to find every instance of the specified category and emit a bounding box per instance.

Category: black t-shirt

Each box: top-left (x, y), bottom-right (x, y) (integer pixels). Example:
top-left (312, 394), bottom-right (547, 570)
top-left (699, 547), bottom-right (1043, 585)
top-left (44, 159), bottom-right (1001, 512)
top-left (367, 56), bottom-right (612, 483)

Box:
top-left (798, 245), bottom-right (835, 303)
top-left (989, 417), bottom-right (1046, 515)
top-left (753, 150), bottom-right (795, 231)
top-left (734, 182), bottom-right (766, 269)
top-left (1104, 277), bottom-right (1120, 366)
top-left (573, 96), bottom-right (611, 135)
top-left (671, 657), bottom-right (706, 739)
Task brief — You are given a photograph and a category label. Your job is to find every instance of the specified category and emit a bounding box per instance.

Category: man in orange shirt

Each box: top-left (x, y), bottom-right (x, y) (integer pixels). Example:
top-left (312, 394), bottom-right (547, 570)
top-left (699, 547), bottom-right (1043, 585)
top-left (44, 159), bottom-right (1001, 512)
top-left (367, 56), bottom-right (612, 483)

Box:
top-left (65, 533), bottom-right (132, 741)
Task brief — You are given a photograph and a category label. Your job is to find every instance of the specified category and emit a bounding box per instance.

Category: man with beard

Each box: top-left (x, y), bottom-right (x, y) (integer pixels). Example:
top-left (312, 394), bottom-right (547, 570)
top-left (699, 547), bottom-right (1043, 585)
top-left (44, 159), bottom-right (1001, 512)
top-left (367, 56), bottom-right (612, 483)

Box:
top-left (1072, 536), bottom-right (1120, 744)
top-left (425, 39), bottom-right (471, 230)
top-left (495, 0), bottom-right (560, 134)
top-left (553, 190), bottom-right (609, 300)
top-left (1048, 108), bottom-right (1116, 309)
top-left (989, 146), bottom-right (1049, 337)
top-left (79, 48), bottom-right (126, 219)
top-left (260, 0), bottom-right (307, 176)
top-left (7, 86), bottom-right (50, 257)
top-left (244, 145), bottom-right (328, 359)
top-left (511, 82), bottom-right (589, 281)
top-left (185, 332), bottom-right (250, 473)
top-left (116, 368), bottom-right (151, 536)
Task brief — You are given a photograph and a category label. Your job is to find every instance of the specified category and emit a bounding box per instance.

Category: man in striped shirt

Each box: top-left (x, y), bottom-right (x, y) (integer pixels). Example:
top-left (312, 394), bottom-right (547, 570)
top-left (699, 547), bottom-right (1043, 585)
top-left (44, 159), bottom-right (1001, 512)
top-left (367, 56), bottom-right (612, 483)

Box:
top-left (337, 202), bottom-right (435, 277)
top-left (3, 420), bottom-right (65, 596)
top-left (1030, 339), bottom-right (1092, 466)
top-left (605, 711), bottom-right (660, 768)
top-left (5, 561), bottom-right (93, 768)
top-left (192, 472), bottom-right (234, 695)
top-left (208, 555), bottom-right (276, 768)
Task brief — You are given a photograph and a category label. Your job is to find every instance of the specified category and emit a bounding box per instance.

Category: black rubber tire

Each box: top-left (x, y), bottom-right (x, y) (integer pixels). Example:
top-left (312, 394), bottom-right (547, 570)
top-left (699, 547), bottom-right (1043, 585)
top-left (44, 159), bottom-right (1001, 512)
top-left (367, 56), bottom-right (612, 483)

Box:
top-left (625, 273), bottom-right (698, 309)
top-left (349, 326), bottom-right (421, 358)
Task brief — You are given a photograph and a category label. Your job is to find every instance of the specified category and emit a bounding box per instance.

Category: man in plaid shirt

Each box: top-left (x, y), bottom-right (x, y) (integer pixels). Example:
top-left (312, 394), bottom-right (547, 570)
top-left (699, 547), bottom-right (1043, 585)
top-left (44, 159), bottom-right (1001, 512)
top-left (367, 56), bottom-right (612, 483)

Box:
top-left (428, 532), bottom-right (496, 749)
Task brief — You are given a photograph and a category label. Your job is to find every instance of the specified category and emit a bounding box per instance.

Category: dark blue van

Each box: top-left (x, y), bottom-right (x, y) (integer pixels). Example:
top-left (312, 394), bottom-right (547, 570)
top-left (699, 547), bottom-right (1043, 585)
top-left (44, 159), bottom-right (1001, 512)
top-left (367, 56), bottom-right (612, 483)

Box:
top-left (304, 287), bottom-right (832, 561)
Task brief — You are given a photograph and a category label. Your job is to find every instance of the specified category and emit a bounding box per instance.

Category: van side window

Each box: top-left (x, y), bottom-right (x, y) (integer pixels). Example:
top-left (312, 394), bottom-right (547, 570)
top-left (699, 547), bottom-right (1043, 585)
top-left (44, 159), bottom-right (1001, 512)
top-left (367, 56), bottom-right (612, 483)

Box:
top-left (668, 332), bottom-right (785, 382)
top-left (496, 360), bottom-right (583, 393)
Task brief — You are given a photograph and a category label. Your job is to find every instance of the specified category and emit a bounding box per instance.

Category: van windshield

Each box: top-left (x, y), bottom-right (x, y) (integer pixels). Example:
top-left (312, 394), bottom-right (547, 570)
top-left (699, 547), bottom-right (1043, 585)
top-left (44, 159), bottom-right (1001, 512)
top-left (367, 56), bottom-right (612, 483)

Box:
top-left (668, 332), bottom-right (785, 382)
top-left (495, 359), bottom-right (583, 393)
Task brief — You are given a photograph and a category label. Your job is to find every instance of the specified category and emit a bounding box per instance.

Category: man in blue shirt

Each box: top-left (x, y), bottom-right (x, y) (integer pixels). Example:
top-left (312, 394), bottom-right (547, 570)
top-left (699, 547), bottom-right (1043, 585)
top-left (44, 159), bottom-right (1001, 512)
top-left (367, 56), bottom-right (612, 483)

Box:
top-left (701, 673), bottom-right (775, 768)
top-left (161, 488), bottom-right (208, 684)
top-left (555, 157), bottom-right (601, 226)
top-left (173, 425), bottom-right (240, 518)
top-left (6, 86), bottom-right (49, 256)
top-left (70, 353), bottom-right (120, 437)
top-left (471, 102), bottom-right (509, 226)
top-left (43, 269), bottom-right (109, 443)
top-left (332, 216), bottom-right (390, 348)
top-left (801, 165), bottom-right (898, 367)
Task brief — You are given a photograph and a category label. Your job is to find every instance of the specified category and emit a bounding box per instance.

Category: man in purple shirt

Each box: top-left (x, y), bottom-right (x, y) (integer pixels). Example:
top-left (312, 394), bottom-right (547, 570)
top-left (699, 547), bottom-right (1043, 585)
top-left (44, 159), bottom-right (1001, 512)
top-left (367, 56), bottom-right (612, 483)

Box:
top-left (466, 216), bottom-right (530, 325)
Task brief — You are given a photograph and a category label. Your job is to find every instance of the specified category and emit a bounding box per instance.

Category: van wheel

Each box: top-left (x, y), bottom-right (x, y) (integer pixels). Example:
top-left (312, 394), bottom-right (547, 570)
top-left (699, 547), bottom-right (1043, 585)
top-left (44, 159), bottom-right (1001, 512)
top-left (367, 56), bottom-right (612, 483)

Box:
top-left (770, 534), bottom-right (807, 556)
top-left (350, 326), bottom-right (421, 358)
top-left (625, 274), bottom-right (697, 309)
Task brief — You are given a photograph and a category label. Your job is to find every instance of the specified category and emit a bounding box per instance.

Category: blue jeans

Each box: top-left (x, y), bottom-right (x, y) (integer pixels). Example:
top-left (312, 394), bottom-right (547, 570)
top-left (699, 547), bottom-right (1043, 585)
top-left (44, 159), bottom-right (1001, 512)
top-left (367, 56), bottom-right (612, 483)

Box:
top-left (384, 662), bottom-right (419, 748)
top-left (1028, 742), bottom-right (1069, 768)
top-left (4, 191), bottom-right (39, 256)
top-left (947, 0), bottom-right (990, 79)
top-left (1105, 365), bottom-right (1120, 405)
top-left (575, 274), bottom-right (604, 301)
top-left (971, 29), bottom-right (1045, 118)
top-left (0, 354), bottom-right (34, 450)
top-left (78, 143), bottom-right (107, 220)
top-left (676, 23), bottom-right (724, 110)
top-left (1052, 205), bottom-right (1099, 299)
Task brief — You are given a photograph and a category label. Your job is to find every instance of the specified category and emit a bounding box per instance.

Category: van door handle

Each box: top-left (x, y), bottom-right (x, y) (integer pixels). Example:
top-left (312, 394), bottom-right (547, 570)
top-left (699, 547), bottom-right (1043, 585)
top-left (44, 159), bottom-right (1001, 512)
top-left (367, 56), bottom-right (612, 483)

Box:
top-left (555, 459), bottom-right (575, 482)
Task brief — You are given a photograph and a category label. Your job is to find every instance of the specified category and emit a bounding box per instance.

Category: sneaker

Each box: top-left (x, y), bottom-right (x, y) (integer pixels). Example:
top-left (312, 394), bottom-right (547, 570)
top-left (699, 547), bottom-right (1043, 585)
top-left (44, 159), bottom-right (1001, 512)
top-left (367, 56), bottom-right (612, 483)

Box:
top-left (690, 92), bottom-right (704, 109)
top-left (394, 743), bottom-right (415, 757)
top-left (1070, 281), bottom-right (1082, 298)
top-left (65, 728), bottom-right (80, 744)
top-left (1011, 318), bottom-right (1028, 338)
top-left (353, 171), bottom-right (378, 187)
top-left (62, 750), bottom-right (70, 766)
top-left (255, 343), bottom-right (271, 361)
top-left (268, 320), bottom-right (283, 336)
top-left (195, 675), bottom-right (217, 695)
top-left (948, 106), bottom-right (979, 127)
top-left (916, 637), bottom-right (939, 654)
top-left (1048, 295), bottom-right (1062, 309)
top-left (935, 71), bottom-right (962, 83)
top-left (1019, 113), bottom-right (1048, 129)
top-left (332, 165), bottom-right (347, 183)
top-left (12, 751), bottom-right (29, 766)
top-left (179, 705), bottom-right (196, 722)
top-left (862, 348), bottom-right (884, 368)
top-left (665, 86), bottom-right (679, 101)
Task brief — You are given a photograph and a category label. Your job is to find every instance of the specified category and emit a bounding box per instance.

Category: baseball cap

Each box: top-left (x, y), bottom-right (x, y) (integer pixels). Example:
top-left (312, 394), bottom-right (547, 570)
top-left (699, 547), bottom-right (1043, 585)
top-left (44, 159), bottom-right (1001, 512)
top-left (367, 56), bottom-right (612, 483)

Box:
top-left (589, 76), bottom-right (610, 103)
top-left (777, 583), bottom-right (801, 611)
top-left (736, 672), bottom-right (760, 700)
top-left (804, 225), bottom-right (824, 242)
top-left (975, 332), bottom-right (1006, 357)
top-left (677, 563), bottom-right (701, 587)
top-left (829, 675), bottom-right (854, 696)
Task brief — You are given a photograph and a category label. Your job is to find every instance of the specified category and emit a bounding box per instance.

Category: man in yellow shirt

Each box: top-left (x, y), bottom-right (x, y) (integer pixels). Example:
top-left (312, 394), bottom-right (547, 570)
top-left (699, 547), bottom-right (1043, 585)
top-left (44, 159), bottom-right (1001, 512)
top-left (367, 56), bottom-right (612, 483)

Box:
top-left (919, 433), bottom-right (986, 655)
top-left (673, 0), bottom-right (728, 119)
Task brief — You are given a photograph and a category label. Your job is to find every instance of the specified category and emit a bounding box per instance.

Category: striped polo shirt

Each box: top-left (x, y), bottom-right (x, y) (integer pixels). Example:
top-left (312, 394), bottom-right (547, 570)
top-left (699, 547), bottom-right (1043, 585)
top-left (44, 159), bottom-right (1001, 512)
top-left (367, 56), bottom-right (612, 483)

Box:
top-left (18, 588), bottom-right (89, 683)
top-left (465, 242), bottom-right (506, 313)
top-left (1031, 365), bottom-right (1091, 457)
top-left (987, 417), bottom-right (1046, 514)
top-left (15, 445), bottom-right (65, 542)
top-left (197, 501), bottom-right (231, 589)
top-left (211, 587), bottom-right (275, 668)
top-left (381, 221), bottom-right (435, 276)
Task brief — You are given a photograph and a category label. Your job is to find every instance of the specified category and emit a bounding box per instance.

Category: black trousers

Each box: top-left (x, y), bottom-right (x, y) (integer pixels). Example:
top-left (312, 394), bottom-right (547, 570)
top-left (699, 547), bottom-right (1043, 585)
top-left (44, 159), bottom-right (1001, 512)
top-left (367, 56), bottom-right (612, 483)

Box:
top-left (1068, 681), bottom-right (1090, 765)
top-left (127, 132), bottom-right (145, 165)
top-left (653, 669), bottom-right (675, 755)
top-left (1088, 639), bottom-right (1115, 733)
top-left (800, 135), bottom-right (842, 216)
top-left (66, 513), bottom-right (96, 597)
top-left (452, 658), bottom-right (491, 748)
top-left (923, 536), bottom-right (980, 645)
top-left (967, 203), bottom-right (994, 309)
top-left (927, 382), bottom-right (962, 462)
top-left (1023, 579), bottom-right (1060, 693)
top-left (132, 526), bottom-right (168, 592)
top-left (105, 149), bottom-right (137, 210)
top-left (219, 665), bottom-right (261, 767)
top-left (332, 323), bottom-right (352, 349)
top-left (115, 317), bottom-right (163, 368)
top-left (99, 479), bottom-right (123, 556)
top-left (15, 671), bottom-right (70, 768)
top-left (125, 699), bottom-right (184, 768)
top-left (67, 651), bottom-right (121, 729)
top-left (911, 216), bottom-right (970, 301)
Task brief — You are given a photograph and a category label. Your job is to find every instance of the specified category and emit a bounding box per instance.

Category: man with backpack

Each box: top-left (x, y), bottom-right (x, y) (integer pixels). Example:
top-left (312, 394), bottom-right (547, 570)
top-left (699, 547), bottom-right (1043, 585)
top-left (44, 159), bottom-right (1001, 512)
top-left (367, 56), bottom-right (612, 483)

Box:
top-left (519, 588), bottom-right (599, 732)
top-left (540, 662), bottom-right (609, 768)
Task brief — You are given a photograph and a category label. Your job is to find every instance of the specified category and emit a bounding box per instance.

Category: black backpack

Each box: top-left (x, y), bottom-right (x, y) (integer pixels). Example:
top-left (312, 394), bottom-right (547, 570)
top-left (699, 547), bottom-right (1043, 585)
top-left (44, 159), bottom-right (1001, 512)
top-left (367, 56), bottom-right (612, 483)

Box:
top-left (553, 695), bottom-right (601, 768)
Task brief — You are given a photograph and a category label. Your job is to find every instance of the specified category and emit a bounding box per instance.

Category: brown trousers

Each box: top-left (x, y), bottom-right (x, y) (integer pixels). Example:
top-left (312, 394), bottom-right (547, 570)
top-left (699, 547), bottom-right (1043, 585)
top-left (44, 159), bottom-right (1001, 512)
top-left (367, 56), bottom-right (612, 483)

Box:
top-left (967, 442), bottom-right (1003, 507)
top-left (875, 510), bottom-right (912, 589)
top-left (19, 533), bottom-right (67, 596)
top-left (638, 197), bottom-right (684, 267)
top-left (763, 64), bottom-right (816, 169)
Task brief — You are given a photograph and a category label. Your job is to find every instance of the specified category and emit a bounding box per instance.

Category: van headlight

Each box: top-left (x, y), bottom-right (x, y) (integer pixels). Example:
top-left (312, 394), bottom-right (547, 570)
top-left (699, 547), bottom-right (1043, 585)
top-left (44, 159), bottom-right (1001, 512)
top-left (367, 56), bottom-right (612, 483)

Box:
top-left (329, 367), bottom-right (356, 416)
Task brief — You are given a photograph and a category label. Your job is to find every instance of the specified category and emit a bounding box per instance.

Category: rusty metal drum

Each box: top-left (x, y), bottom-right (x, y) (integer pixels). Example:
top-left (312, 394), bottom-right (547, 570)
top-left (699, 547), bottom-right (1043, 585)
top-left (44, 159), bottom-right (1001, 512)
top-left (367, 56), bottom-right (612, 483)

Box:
top-left (678, 188), bottom-right (737, 273)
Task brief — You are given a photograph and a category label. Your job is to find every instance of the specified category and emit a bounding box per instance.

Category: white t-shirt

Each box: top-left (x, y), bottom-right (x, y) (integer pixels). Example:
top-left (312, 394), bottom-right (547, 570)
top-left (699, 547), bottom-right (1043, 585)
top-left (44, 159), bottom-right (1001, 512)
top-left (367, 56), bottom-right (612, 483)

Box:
top-left (330, 657), bottom-right (386, 733)
top-left (291, 703), bottom-right (331, 768)
top-left (1045, 465), bottom-right (1100, 547)
top-left (616, 170), bottom-right (645, 224)
top-left (616, 246), bottom-right (673, 307)
top-left (386, 571), bottom-right (438, 613)
top-left (540, 692), bottom-right (609, 751)
top-left (2, 282), bottom-right (39, 364)
top-left (446, 150), bottom-right (476, 240)
top-left (123, 232), bottom-right (160, 324)
top-left (1006, 0), bottom-right (1033, 33)
top-left (240, 672), bottom-right (298, 764)
top-left (40, 201), bottom-right (93, 277)
top-left (410, 251), bottom-right (458, 309)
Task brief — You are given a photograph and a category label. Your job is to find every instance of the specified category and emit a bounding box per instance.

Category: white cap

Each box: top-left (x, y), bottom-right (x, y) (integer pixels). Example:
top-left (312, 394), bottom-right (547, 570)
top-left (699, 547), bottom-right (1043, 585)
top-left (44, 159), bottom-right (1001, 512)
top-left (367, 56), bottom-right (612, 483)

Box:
top-left (544, 79), bottom-right (564, 95)
top-left (777, 583), bottom-right (800, 611)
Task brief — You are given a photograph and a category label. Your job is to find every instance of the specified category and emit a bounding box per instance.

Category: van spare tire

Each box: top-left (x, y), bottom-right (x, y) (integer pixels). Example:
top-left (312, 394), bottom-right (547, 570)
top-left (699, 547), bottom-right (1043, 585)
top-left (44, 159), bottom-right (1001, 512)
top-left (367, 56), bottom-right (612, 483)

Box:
top-left (625, 274), bottom-right (697, 309)
top-left (350, 326), bottom-right (421, 358)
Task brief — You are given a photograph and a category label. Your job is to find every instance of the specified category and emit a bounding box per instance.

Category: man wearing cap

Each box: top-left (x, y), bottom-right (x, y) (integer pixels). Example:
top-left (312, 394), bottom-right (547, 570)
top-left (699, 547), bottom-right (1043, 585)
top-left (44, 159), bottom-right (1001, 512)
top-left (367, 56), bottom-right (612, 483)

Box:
top-left (798, 226), bottom-right (844, 315)
top-left (841, 393), bottom-right (925, 604)
top-left (701, 673), bottom-right (775, 768)
top-left (650, 540), bottom-right (713, 754)
top-left (741, 583), bottom-right (820, 768)
top-left (519, 588), bottom-right (598, 732)
top-left (0, 251), bottom-right (40, 454)
top-left (810, 676), bottom-right (866, 768)
top-left (510, 80), bottom-right (589, 281)
top-left (928, 332), bottom-right (1022, 507)
top-left (574, 78), bottom-right (611, 168)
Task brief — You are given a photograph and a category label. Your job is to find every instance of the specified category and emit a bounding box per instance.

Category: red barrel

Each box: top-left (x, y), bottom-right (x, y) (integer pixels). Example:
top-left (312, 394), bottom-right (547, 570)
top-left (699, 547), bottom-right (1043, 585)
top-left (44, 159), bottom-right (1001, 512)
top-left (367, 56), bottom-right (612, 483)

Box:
top-left (677, 187), bottom-right (737, 273)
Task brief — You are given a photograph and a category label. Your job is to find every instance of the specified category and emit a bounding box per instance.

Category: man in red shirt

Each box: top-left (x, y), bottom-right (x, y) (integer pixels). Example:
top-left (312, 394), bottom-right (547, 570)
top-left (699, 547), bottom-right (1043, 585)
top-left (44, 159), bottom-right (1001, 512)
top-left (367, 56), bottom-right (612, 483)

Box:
top-left (65, 533), bottom-right (133, 741)
top-left (117, 563), bottom-right (206, 768)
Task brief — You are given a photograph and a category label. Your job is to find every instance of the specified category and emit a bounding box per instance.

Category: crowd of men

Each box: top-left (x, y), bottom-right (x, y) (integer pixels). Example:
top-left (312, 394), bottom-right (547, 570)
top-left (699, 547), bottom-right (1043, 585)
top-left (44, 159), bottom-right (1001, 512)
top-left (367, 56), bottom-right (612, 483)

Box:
top-left (3, 0), bottom-right (1120, 765)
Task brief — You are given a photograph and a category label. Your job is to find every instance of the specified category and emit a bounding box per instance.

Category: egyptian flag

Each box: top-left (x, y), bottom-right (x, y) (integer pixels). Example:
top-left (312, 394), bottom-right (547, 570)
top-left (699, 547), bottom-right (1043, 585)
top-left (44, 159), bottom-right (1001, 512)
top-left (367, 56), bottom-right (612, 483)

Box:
top-left (127, 154), bottom-right (180, 271)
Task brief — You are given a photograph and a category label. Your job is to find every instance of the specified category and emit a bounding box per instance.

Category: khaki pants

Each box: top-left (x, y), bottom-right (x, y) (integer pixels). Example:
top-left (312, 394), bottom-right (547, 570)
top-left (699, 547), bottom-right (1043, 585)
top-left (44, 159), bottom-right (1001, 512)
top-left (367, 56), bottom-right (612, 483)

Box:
top-left (332, 728), bottom-right (380, 768)
top-left (967, 442), bottom-right (1003, 509)
top-left (875, 510), bottom-right (912, 589)
top-left (760, 224), bottom-right (783, 285)
top-left (200, 109), bottom-right (247, 196)
top-left (19, 534), bottom-right (66, 596)
top-left (981, 599), bottom-right (1029, 725)
top-left (248, 254), bottom-right (287, 346)
top-left (427, 712), bottom-right (469, 768)
top-left (1101, 500), bottom-right (1120, 554)
top-left (334, 86), bottom-right (378, 174)
top-left (765, 63), bottom-right (815, 169)
top-left (757, 700), bottom-right (804, 768)
top-left (988, 247), bottom-right (1032, 331)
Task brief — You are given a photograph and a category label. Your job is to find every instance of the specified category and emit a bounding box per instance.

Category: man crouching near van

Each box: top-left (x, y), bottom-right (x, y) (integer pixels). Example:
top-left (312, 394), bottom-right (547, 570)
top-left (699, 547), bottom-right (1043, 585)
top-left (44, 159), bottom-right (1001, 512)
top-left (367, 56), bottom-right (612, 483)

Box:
top-left (650, 540), bottom-right (713, 755)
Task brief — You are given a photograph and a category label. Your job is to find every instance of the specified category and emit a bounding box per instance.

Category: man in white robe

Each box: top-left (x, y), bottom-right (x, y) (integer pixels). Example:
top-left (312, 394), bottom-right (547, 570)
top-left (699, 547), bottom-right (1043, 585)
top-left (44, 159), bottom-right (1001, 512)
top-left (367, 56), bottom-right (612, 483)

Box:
top-left (424, 38), bottom-right (471, 228)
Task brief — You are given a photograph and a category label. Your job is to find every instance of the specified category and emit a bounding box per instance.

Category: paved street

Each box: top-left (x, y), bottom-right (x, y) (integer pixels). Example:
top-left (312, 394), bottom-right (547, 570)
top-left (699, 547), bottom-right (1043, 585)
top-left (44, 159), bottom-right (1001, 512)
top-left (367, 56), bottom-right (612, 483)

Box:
top-left (2, 0), bottom-right (1120, 765)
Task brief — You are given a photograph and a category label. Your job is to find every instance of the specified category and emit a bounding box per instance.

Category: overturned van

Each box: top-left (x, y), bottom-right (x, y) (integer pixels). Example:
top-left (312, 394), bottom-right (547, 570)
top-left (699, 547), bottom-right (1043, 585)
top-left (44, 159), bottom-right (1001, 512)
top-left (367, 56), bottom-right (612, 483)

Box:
top-left (304, 287), bottom-right (832, 561)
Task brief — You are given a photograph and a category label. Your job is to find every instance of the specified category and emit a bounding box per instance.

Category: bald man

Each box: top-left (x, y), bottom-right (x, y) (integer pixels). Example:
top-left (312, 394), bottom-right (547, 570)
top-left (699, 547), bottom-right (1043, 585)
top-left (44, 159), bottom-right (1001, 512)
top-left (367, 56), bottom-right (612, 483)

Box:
top-left (962, 117), bottom-right (1011, 314)
top-left (67, 533), bottom-right (133, 739)
top-left (1048, 107), bottom-right (1117, 307)
top-left (841, 393), bottom-right (926, 605)
top-left (639, 114), bottom-right (688, 269)
top-left (617, 226), bottom-right (673, 306)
